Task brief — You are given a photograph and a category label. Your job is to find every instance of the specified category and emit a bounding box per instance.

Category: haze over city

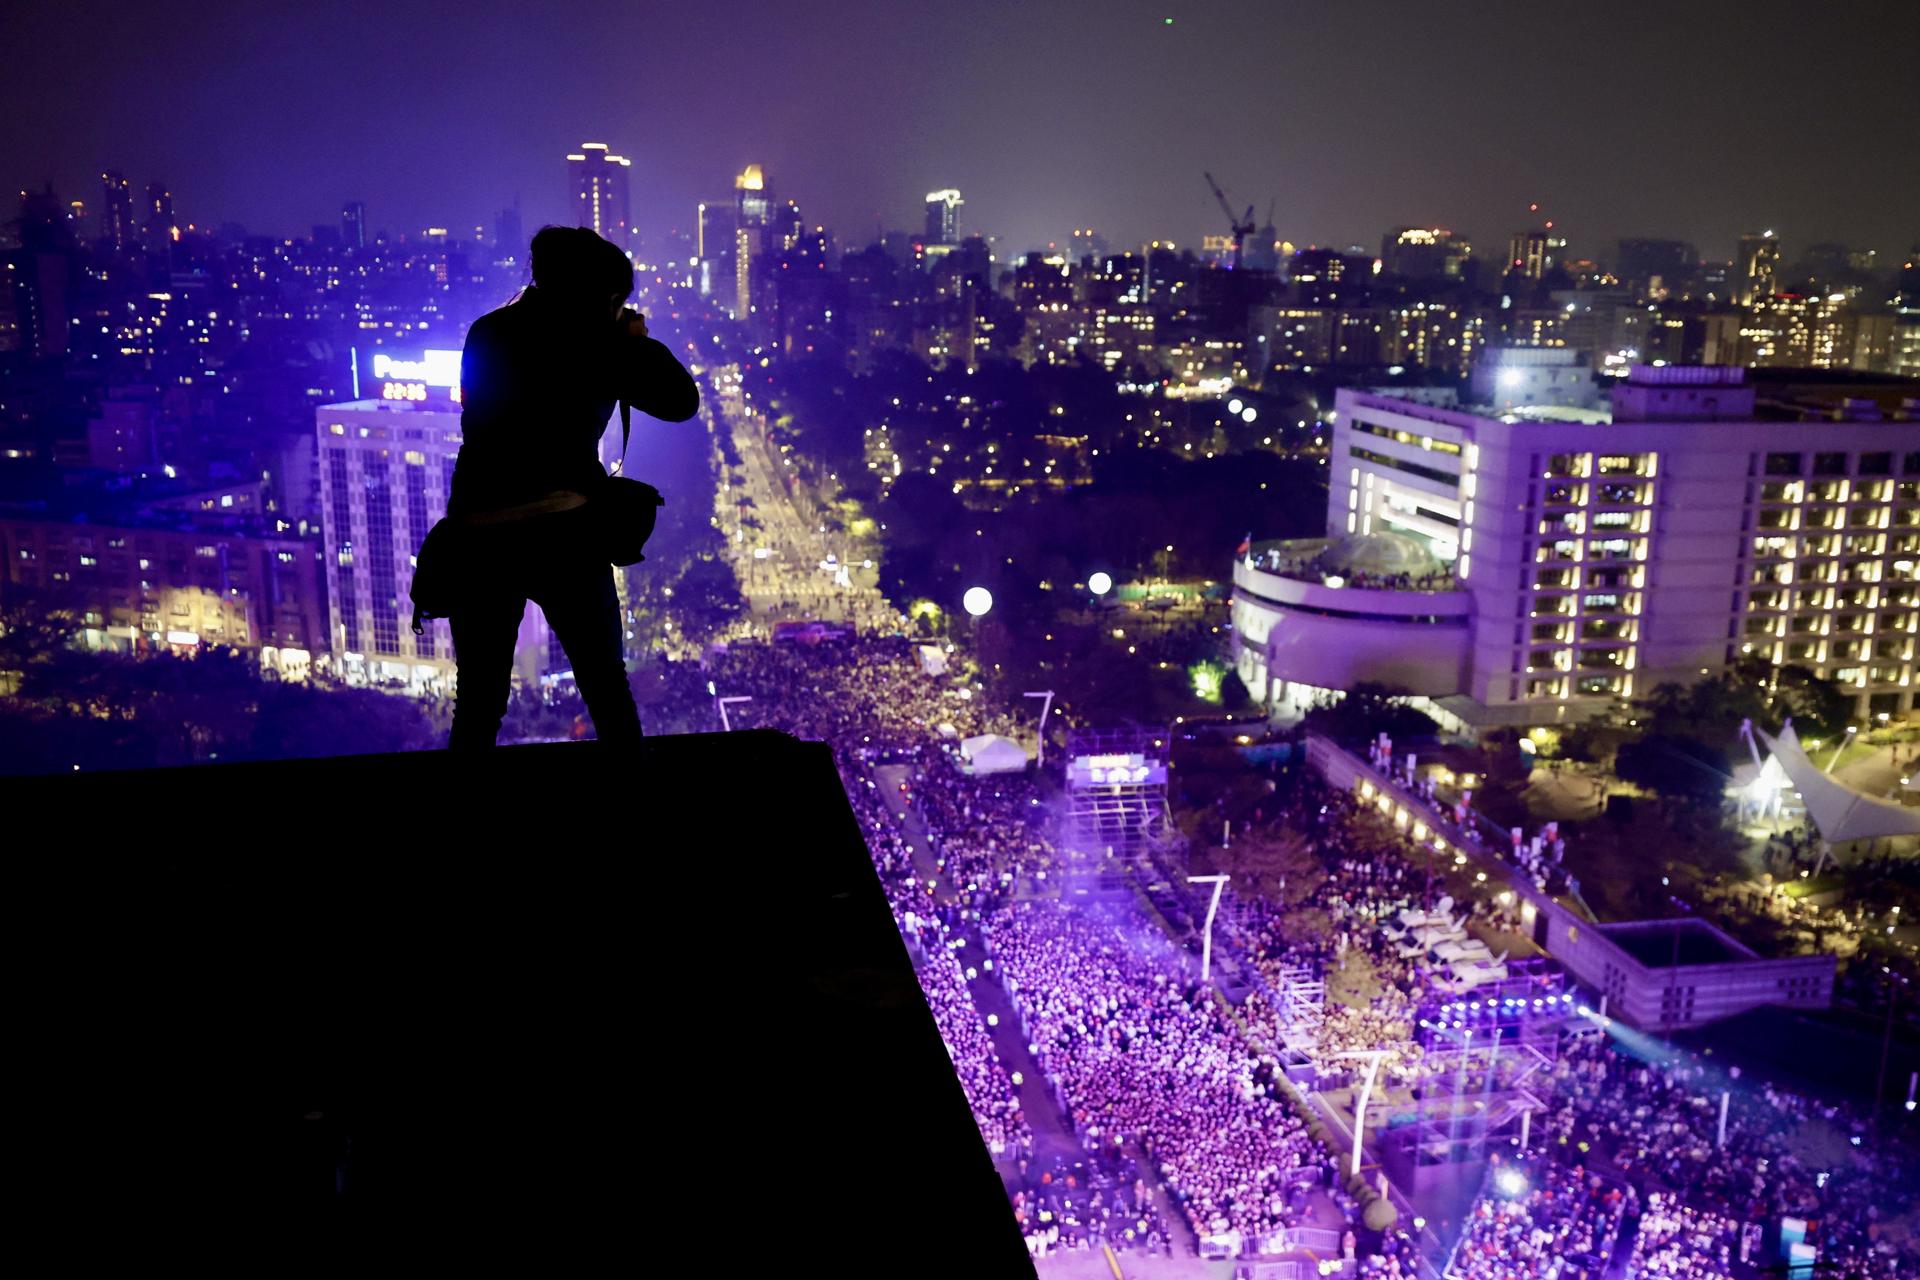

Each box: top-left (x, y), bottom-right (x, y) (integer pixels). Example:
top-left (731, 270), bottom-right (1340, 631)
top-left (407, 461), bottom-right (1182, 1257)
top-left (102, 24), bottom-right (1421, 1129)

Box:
top-left (3, 1), bottom-right (1918, 1274)
top-left (5, 0), bottom-right (1917, 258)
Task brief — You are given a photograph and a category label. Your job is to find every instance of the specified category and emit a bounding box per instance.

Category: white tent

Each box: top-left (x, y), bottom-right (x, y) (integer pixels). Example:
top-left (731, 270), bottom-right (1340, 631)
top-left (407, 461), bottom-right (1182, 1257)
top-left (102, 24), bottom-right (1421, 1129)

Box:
top-left (960, 734), bottom-right (1029, 775)
top-left (918, 645), bottom-right (949, 676)
top-left (1755, 723), bottom-right (1920, 843)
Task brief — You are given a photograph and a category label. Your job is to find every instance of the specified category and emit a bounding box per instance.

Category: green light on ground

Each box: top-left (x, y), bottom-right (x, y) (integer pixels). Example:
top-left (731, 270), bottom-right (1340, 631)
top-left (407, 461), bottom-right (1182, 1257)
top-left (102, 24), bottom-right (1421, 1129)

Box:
top-left (1190, 659), bottom-right (1225, 703)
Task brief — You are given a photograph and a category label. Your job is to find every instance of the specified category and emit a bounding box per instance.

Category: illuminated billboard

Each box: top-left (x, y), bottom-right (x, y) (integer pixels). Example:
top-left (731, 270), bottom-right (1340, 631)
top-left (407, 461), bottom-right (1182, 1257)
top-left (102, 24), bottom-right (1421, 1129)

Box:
top-left (1066, 752), bottom-right (1167, 788)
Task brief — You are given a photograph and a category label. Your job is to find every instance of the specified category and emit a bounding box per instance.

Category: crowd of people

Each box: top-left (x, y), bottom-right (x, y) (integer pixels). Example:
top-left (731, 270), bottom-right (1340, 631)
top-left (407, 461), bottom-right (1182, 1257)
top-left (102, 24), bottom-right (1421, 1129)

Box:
top-left (906, 931), bottom-right (1032, 1158)
top-left (1623, 1194), bottom-right (1746, 1279)
top-left (1447, 1157), bottom-right (1629, 1280)
top-left (1004, 1151), bottom-right (1172, 1260)
top-left (1522, 1031), bottom-right (1919, 1279)
top-left (612, 631), bottom-right (1918, 1275)
top-left (984, 901), bottom-right (1334, 1247)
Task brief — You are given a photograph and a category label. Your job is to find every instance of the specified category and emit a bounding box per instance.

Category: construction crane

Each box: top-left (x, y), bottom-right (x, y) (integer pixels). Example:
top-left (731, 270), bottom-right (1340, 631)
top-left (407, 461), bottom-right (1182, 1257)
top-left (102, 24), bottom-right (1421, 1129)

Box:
top-left (1203, 172), bottom-right (1255, 269)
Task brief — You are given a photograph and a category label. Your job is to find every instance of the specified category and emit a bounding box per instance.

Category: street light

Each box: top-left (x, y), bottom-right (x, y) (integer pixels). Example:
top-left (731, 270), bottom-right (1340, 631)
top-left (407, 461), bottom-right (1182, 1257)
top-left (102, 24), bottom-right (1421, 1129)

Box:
top-left (1088, 571), bottom-right (1113, 597)
top-left (716, 694), bottom-right (754, 732)
top-left (1024, 690), bottom-right (1055, 766)
top-left (962, 587), bottom-right (993, 618)
top-left (1333, 1049), bottom-right (1390, 1178)
top-left (1187, 874), bottom-right (1230, 983)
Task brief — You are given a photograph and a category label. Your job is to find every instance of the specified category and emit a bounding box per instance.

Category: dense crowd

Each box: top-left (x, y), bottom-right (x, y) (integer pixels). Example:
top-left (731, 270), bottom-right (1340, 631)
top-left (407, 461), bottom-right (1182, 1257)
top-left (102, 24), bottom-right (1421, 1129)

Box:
top-left (1526, 1032), bottom-right (1918, 1279)
top-left (984, 902), bottom-right (1333, 1246)
top-left (906, 931), bottom-right (1032, 1157)
top-left (617, 634), bottom-right (1918, 1274)
top-left (1005, 1151), bottom-right (1172, 1259)
top-left (1447, 1157), bottom-right (1628, 1280)
top-left (1623, 1194), bottom-right (1746, 1279)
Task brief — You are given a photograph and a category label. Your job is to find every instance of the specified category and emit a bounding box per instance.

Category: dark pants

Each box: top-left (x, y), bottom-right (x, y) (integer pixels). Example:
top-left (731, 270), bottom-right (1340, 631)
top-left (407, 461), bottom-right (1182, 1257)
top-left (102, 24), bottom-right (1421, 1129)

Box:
top-left (447, 507), bottom-right (642, 750)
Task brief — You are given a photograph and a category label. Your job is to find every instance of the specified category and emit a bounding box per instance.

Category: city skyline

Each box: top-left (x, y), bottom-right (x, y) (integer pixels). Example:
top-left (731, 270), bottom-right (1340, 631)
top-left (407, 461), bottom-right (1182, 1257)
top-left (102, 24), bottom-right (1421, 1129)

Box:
top-left (4, 0), bottom-right (1917, 262)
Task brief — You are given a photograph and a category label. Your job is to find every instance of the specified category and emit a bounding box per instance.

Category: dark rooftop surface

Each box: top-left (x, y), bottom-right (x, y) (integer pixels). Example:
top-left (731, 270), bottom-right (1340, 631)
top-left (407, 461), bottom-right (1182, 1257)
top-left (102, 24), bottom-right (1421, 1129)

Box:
top-left (1602, 918), bottom-right (1754, 968)
top-left (9, 732), bottom-right (1033, 1272)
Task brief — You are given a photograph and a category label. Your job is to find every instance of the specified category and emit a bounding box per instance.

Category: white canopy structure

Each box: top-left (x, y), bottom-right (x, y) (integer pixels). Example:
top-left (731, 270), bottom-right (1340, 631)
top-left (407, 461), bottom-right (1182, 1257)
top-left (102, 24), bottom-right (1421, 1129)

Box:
top-left (1752, 722), bottom-right (1920, 843)
top-left (960, 734), bottom-right (1029, 775)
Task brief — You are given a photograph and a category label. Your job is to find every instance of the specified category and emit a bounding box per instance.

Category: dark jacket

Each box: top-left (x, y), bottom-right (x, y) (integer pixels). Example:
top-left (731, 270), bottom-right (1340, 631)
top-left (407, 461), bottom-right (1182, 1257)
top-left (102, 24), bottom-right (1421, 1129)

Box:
top-left (447, 288), bottom-right (699, 518)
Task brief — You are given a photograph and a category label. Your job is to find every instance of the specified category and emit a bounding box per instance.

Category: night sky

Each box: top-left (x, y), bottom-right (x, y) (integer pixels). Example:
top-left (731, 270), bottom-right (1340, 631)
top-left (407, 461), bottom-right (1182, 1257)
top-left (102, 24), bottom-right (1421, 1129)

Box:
top-left (5, 0), bottom-right (1916, 264)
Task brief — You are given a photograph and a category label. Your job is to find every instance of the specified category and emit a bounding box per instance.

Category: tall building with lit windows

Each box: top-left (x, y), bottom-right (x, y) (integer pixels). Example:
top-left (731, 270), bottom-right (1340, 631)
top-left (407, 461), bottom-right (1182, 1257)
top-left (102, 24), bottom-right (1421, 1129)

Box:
top-left (925, 188), bottom-right (962, 244)
top-left (733, 164), bottom-right (771, 319)
top-left (1506, 228), bottom-right (1564, 280)
top-left (1231, 365), bottom-right (1918, 726)
top-left (99, 171), bottom-right (133, 252)
top-left (567, 143), bottom-right (632, 249)
top-left (1735, 231), bottom-right (1781, 306)
top-left (317, 373), bottom-right (598, 693)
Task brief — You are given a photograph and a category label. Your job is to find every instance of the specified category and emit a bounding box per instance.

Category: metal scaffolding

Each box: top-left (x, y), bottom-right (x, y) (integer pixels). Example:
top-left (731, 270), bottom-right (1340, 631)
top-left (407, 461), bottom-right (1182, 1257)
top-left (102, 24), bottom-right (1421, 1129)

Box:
top-left (1386, 961), bottom-right (1573, 1169)
top-left (1064, 725), bottom-right (1171, 858)
top-left (1272, 964), bottom-right (1326, 1067)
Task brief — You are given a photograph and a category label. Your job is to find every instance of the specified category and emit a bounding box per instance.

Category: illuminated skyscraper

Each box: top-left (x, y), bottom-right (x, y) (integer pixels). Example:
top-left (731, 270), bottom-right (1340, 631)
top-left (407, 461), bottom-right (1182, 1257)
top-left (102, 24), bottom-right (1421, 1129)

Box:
top-left (1735, 230), bottom-right (1781, 306)
top-left (568, 143), bottom-right (633, 249)
top-left (99, 171), bottom-right (133, 252)
top-left (925, 188), bottom-right (962, 244)
top-left (696, 198), bottom-right (739, 303)
top-left (341, 200), bottom-right (366, 250)
top-left (734, 164), bottom-right (770, 319)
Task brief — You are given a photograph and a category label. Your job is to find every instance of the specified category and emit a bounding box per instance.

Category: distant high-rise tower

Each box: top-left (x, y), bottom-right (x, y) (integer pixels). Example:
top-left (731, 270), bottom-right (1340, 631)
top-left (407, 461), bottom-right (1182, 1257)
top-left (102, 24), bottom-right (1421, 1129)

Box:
top-left (734, 165), bottom-right (771, 319)
top-left (100, 171), bottom-right (133, 252)
top-left (1735, 230), bottom-right (1781, 306)
top-left (568, 143), bottom-right (633, 250)
top-left (494, 201), bottom-right (522, 257)
top-left (697, 199), bottom-right (740, 303)
top-left (925, 189), bottom-right (962, 245)
top-left (1506, 228), bottom-right (1562, 280)
top-left (144, 181), bottom-right (174, 241)
top-left (142, 180), bottom-right (175, 269)
top-left (12, 186), bottom-right (76, 358)
top-left (735, 164), bottom-right (771, 229)
top-left (342, 200), bottom-right (366, 250)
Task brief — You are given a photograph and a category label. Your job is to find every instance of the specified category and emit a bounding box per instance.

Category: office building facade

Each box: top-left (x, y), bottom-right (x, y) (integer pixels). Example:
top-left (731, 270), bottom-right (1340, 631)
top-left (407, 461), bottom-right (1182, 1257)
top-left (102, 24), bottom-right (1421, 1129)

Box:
top-left (0, 514), bottom-right (325, 677)
top-left (316, 391), bottom-right (596, 693)
top-left (1232, 366), bottom-right (1918, 726)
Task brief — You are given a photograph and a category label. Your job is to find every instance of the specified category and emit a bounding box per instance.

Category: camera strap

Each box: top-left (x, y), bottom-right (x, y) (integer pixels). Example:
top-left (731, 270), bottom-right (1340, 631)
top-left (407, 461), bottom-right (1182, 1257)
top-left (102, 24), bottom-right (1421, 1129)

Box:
top-left (610, 398), bottom-right (631, 476)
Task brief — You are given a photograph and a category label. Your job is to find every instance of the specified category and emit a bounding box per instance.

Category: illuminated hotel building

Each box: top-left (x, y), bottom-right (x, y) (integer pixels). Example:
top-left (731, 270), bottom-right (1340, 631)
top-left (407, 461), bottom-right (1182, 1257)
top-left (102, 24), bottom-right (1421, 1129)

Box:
top-left (1232, 365), bottom-right (1918, 727)
top-left (315, 357), bottom-right (588, 693)
top-left (567, 143), bottom-right (633, 249)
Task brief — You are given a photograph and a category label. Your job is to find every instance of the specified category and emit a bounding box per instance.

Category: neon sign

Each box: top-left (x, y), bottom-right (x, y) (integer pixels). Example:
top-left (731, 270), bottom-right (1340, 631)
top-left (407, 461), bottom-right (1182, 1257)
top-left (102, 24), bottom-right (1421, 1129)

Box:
top-left (370, 350), bottom-right (461, 387)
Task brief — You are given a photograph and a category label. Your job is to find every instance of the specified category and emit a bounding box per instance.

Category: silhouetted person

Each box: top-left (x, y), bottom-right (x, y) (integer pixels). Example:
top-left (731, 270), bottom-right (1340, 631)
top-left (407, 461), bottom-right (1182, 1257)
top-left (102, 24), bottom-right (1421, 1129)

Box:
top-left (445, 226), bottom-right (698, 749)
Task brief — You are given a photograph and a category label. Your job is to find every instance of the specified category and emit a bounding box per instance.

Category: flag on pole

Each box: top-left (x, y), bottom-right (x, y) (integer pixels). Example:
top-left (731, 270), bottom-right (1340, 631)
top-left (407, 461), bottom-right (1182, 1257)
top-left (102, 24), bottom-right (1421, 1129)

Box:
top-left (1235, 531), bottom-right (1252, 556)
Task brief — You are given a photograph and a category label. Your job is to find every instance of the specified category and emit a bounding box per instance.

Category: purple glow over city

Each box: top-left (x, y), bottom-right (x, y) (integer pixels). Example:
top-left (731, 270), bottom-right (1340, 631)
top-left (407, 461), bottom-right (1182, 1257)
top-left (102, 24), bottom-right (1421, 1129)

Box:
top-left (1, 1), bottom-right (1917, 1275)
